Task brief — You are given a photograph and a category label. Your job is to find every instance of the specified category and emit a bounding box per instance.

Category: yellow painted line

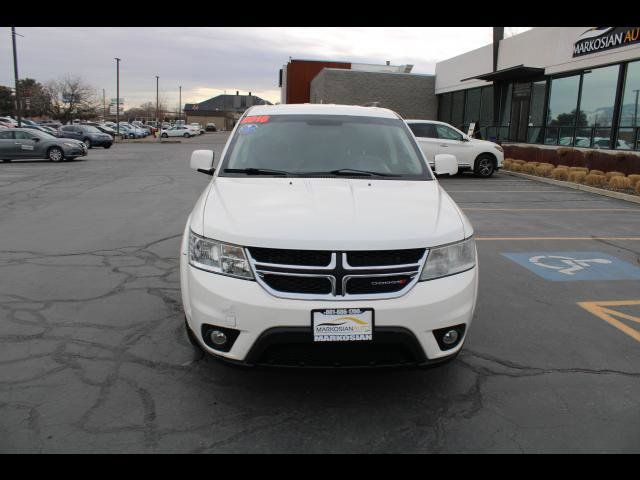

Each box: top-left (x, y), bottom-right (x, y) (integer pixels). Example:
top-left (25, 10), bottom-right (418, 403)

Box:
top-left (476, 237), bottom-right (640, 241)
top-left (464, 208), bottom-right (640, 212)
top-left (577, 300), bottom-right (640, 343)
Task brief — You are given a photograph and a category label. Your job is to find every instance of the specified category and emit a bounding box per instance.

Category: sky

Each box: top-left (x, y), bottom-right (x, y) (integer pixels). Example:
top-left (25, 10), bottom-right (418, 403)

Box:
top-left (1, 27), bottom-right (531, 111)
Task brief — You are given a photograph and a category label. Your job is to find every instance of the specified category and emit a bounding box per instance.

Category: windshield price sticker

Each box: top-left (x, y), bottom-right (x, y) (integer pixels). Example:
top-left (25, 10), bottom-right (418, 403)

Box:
top-left (312, 308), bottom-right (374, 342)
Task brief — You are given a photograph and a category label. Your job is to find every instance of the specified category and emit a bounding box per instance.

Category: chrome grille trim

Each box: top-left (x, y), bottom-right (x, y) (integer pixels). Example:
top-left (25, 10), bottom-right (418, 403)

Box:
top-left (248, 248), bottom-right (429, 301)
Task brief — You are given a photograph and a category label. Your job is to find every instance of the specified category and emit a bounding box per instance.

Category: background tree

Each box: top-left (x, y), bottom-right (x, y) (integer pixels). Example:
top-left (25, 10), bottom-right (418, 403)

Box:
top-left (45, 76), bottom-right (100, 124)
top-left (0, 86), bottom-right (14, 116)
top-left (17, 78), bottom-right (51, 117)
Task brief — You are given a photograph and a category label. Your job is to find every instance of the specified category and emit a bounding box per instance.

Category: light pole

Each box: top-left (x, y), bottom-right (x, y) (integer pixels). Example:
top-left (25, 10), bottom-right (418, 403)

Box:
top-left (102, 88), bottom-right (106, 121)
top-left (156, 75), bottom-right (160, 141)
top-left (11, 27), bottom-right (22, 127)
top-left (633, 89), bottom-right (639, 128)
top-left (115, 57), bottom-right (121, 138)
top-left (179, 85), bottom-right (182, 122)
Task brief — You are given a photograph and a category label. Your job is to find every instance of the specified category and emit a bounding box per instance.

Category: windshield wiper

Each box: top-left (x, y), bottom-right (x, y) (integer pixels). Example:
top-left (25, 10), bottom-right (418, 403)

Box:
top-left (223, 168), bottom-right (291, 176)
top-left (323, 168), bottom-right (401, 177)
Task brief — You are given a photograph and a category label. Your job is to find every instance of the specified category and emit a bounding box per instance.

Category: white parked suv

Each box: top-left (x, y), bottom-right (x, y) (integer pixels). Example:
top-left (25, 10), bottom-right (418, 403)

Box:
top-left (180, 104), bottom-right (478, 368)
top-left (406, 119), bottom-right (504, 177)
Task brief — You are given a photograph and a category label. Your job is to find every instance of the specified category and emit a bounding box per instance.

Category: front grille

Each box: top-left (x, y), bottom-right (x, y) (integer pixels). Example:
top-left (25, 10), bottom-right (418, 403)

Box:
top-left (346, 274), bottom-right (415, 295)
top-left (248, 247), bottom-right (427, 300)
top-left (346, 249), bottom-right (424, 267)
top-left (261, 274), bottom-right (332, 295)
top-left (248, 247), bottom-right (331, 267)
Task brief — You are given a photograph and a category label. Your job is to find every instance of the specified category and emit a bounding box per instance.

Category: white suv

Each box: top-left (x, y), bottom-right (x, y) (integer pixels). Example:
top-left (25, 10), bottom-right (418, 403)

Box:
top-left (406, 119), bottom-right (504, 177)
top-left (180, 104), bottom-right (478, 368)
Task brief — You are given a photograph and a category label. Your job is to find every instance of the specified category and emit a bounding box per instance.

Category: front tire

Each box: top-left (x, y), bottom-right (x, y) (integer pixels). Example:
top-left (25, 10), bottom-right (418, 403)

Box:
top-left (104, 144), bottom-right (111, 149)
top-left (83, 138), bottom-right (92, 149)
top-left (161, 133), bottom-right (168, 138)
top-left (183, 133), bottom-right (190, 138)
top-left (474, 154), bottom-right (496, 178)
top-left (48, 147), bottom-right (64, 162)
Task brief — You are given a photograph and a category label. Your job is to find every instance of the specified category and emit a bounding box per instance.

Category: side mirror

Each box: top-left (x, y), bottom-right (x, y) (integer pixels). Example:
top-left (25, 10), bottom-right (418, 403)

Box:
top-left (434, 154), bottom-right (458, 176)
top-left (461, 135), bottom-right (470, 142)
top-left (190, 149), bottom-right (215, 175)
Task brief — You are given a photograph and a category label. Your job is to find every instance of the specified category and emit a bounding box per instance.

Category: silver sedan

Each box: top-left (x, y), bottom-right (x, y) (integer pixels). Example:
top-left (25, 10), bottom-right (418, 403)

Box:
top-left (0, 128), bottom-right (88, 162)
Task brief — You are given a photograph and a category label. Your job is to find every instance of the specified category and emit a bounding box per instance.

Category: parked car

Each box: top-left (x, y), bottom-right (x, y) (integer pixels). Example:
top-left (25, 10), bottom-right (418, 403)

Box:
top-left (115, 124), bottom-right (136, 139)
top-left (406, 119), bottom-right (504, 178)
top-left (38, 120), bottom-right (62, 129)
top-left (0, 117), bottom-right (17, 127)
top-left (190, 122), bottom-right (205, 135)
top-left (205, 122), bottom-right (217, 132)
top-left (161, 125), bottom-right (195, 138)
top-left (180, 103), bottom-right (476, 368)
top-left (40, 125), bottom-right (59, 136)
top-left (0, 128), bottom-right (87, 162)
top-left (58, 124), bottom-right (113, 149)
top-left (118, 123), bottom-right (145, 138)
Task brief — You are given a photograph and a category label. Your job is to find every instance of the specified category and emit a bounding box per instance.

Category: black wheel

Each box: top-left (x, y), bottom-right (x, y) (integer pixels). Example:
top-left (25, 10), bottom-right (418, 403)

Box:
top-left (2, 159), bottom-right (11, 163)
top-left (161, 133), bottom-right (168, 138)
top-left (474, 154), bottom-right (496, 178)
top-left (103, 144), bottom-right (111, 149)
top-left (48, 147), bottom-right (64, 162)
top-left (183, 133), bottom-right (189, 138)
top-left (83, 138), bottom-right (92, 149)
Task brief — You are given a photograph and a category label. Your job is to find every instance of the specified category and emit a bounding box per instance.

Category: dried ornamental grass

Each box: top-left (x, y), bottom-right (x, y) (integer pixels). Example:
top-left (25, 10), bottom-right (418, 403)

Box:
top-left (556, 164), bottom-right (570, 170)
top-left (513, 159), bottom-right (527, 165)
top-left (589, 169), bottom-right (605, 176)
top-left (605, 171), bottom-right (625, 180)
top-left (584, 174), bottom-right (608, 188)
top-left (551, 168), bottom-right (569, 181)
top-left (628, 174), bottom-right (640, 187)
top-left (569, 167), bottom-right (589, 174)
top-left (568, 171), bottom-right (587, 184)
top-left (609, 176), bottom-right (632, 191)
top-left (510, 163), bottom-right (523, 172)
top-left (637, 181), bottom-right (640, 195)
top-left (521, 163), bottom-right (538, 174)
top-left (534, 164), bottom-right (554, 177)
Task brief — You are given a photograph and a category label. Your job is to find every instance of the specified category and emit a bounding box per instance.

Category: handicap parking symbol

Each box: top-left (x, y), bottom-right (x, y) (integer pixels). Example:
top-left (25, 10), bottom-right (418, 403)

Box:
top-left (502, 251), bottom-right (640, 281)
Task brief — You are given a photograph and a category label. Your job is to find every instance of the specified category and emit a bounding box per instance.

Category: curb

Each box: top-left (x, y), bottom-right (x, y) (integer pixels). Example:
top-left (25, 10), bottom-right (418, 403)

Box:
top-left (504, 170), bottom-right (640, 205)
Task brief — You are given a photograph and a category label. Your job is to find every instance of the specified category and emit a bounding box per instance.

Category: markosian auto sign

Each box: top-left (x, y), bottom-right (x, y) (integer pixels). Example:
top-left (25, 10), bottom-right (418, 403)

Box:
top-left (573, 27), bottom-right (640, 57)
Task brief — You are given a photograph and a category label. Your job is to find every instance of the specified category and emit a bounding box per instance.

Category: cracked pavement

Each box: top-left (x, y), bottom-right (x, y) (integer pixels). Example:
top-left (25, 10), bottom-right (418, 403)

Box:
top-left (1, 134), bottom-right (639, 452)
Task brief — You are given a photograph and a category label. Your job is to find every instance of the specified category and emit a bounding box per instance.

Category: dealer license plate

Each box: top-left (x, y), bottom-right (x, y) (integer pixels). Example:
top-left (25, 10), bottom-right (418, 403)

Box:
top-left (311, 308), bottom-right (374, 342)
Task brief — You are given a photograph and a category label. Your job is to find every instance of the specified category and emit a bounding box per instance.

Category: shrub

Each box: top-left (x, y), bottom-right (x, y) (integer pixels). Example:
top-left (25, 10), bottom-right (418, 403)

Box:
top-left (521, 163), bottom-right (538, 174)
top-left (556, 164), bottom-right (570, 170)
top-left (589, 169), bottom-right (605, 176)
top-left (538, 162), bottom-right (554, 168)
top-left (568, 171), bottom-right (587, 184)
top-left (605, 171), bottom-right (625, 180)
top-left (503, 158), bottom-right (513, 169)
top-left (584, 174), bottom-right (608, 188)
top-left (510, 163), bottom-right (522, 172)
top-left (534, 164), bottom-right (554, 177)
top-left (609, 176), bottom-right (632, 191)
top-left (513, 159), bottom-right (527, 165)
top-left (637, 181), bottom-right (640, 195)
top-left (551, 168), bottom-right (569, 181)
top-left (628, 174), bottom-right (640, 188)
top-left (569, 167), bottom-right (589, 174)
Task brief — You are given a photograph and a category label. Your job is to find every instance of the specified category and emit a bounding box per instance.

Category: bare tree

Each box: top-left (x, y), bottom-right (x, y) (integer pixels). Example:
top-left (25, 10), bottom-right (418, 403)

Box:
top-left (45, 76), bottom-right (100, 124)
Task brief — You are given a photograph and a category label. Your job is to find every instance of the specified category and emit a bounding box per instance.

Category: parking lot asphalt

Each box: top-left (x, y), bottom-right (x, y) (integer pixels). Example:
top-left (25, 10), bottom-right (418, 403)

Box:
top-left (1, 132), bottom-right (639, 453)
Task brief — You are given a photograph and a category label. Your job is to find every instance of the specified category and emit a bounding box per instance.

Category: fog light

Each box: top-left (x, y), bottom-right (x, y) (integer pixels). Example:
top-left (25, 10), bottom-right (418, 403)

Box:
top-left (210, 330), bottom-right (227, 346)
top-left (442, 330), bottom-right (459, 345)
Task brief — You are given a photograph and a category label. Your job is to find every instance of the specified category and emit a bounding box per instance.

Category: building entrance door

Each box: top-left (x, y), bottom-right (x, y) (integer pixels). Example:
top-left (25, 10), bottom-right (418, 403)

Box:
top-left (509, 82), bottom-right (531, 142)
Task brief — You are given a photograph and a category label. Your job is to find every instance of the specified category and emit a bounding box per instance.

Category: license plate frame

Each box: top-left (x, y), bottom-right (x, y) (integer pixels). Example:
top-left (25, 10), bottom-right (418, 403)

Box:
top-left (311, 308), bottom-right (374, 342)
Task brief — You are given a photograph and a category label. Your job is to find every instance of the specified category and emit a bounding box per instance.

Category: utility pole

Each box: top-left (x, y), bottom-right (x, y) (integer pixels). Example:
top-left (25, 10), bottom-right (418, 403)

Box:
top-left (156, 76), bottom-right (160, 141)
top-left (102, 88), bottom-right (106, 121)
top-left (11, 27), bottom-right (22, 127)
top-left (179, 85), bottom-right (182, 122)
top-left (115, 58), bottom-right (121, 138)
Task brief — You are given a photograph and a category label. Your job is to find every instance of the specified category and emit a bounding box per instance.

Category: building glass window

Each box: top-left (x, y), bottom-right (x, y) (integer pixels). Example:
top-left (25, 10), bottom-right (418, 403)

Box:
top-left (451, 90), bottom-right (465, 130)
top-left (439, 93), bottom-right (452, 124)
top-left (463, 88), bottom-right (481, 129)
top-left (479, 86), bottom-right (494, 136)
top-left (618, 60), bottom-right (640, 150)
top-left (527, 80), bottom-right (546, 143)
top-left (499, 83), bottom-right (513, 126)
top-left (545, 74), bottom-right (580, 145)
top-left (578, 65), bottom-right (619, 149)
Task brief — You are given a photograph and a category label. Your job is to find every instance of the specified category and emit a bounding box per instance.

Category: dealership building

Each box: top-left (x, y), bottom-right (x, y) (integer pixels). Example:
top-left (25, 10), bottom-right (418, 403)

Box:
top-left (281, 27), bottom-right (640, 156)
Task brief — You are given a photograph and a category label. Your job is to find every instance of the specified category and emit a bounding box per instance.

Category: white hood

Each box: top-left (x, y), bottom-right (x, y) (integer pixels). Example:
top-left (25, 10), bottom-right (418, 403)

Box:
top-left (195, 177), bottom-right (470, 250)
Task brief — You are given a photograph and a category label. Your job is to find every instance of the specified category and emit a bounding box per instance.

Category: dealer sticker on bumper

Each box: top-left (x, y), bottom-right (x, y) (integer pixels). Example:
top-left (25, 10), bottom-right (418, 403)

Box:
top-left (312, 308), bottom-right (374, 342)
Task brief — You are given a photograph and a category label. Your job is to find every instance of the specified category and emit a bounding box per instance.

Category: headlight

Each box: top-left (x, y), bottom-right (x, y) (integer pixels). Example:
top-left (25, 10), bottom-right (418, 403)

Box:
top-left (420, 237), bottom-right (476, 281)
top-left (63, 142), bottom-right (77, 147)
top-left (188, 231), bottom-right (253, 279)
top-left (494, 145), bottom-right (504, 152)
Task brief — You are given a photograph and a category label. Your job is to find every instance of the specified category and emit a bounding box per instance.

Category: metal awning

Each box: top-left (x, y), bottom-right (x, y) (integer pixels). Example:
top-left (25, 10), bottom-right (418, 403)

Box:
top-left (461, 65), bottom-right (545, 82)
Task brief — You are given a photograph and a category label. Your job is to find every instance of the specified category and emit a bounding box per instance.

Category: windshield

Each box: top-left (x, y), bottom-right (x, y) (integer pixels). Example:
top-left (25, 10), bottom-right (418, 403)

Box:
top-left (219, 114), bottom-right (431, 179)
top-left (83, 126), bottom-right (100, 133)
top-left (34, 130), bottom-right (57, 139)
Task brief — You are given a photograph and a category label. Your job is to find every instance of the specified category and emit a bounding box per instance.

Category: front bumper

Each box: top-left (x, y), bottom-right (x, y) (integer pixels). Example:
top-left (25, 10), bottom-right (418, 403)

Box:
top-left (181, 251), bottom-right (478, 366)
top-left (62, 144), bottom-right (88, 157)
